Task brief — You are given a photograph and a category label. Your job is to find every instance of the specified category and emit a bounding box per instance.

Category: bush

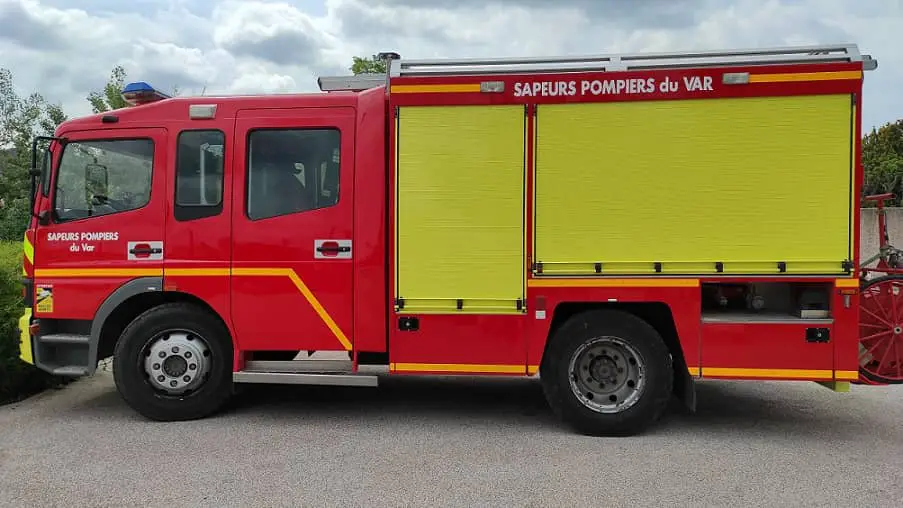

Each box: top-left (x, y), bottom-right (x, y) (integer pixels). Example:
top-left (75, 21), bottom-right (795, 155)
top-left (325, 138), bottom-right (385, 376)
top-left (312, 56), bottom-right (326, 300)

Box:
top-left (0, 240), bottom-right (65, 405)
top-left (0, 198), bottom-right (30, 242)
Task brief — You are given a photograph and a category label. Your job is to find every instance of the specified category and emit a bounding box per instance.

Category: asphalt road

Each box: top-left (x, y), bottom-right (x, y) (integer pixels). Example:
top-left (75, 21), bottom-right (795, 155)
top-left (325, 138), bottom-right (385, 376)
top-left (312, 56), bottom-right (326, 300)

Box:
top-left (1, 370), bottom-right (902, 507)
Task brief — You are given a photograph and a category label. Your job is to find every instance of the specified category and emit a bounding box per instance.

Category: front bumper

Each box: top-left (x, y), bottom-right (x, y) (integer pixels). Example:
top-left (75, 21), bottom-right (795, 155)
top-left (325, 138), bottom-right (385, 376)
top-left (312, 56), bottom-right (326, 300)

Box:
top-left (18, 307), bottom-right (33, 364)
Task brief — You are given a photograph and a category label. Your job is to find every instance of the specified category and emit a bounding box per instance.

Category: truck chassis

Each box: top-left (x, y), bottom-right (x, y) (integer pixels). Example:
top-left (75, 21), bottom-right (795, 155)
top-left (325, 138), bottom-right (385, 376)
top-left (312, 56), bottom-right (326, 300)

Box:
top-left (17, 43), bottom-right (883, 436)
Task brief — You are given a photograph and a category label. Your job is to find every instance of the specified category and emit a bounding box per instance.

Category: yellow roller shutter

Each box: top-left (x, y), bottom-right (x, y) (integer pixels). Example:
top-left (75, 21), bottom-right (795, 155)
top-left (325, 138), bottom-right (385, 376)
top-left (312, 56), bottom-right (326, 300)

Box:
top-left (396, 105), bottom-right (526, 313)
top-left (533, 94), bottom-right (853, 275)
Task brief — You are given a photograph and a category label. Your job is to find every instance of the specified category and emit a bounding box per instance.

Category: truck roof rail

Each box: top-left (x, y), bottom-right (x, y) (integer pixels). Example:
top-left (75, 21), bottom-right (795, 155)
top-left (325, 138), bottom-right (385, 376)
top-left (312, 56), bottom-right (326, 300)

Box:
top-left (317, 73), bottom-right (386, 92)
top-left (388, 43), bottom-right (877, 77)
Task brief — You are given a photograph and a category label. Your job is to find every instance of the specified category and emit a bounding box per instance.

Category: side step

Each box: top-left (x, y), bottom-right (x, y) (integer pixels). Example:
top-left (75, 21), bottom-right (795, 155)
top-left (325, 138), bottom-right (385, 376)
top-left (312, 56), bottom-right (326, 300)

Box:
top-left (233, 371), bottom-right (378, 387)
top-left (45, 365), bottom-right (89, 376)
top-left (233, 359), bottom-right (385, 387)
top-left (38, 333), bottom-right (90, 345)
top-left (244, 359), bottom-right (352, 373)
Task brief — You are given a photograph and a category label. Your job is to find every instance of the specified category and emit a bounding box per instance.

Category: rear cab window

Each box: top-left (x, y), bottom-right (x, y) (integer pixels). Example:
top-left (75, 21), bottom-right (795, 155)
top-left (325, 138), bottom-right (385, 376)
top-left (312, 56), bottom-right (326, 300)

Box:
top-left (175, 130), bottom-right (225, 221)
top-left (246, 128), bottom-right (341, 220)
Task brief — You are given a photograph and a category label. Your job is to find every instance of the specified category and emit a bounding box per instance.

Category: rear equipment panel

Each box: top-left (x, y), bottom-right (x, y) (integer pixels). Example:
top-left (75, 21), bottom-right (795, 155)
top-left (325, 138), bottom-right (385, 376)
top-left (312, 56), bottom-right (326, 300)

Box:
top-left (533, 93), bottom-right (854, 276)
top-left (395, 105), bottom-right (526, 314)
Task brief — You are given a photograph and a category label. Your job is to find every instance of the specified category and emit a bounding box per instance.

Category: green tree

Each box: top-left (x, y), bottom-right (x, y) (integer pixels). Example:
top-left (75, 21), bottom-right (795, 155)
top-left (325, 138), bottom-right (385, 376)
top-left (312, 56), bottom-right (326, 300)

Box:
top-left (862, 119), bottom-right (903, 206)
top-left (86, 65), bottom-right (129, 113)
top-left (0, 69), bottom-right (68, 405)
top-left (0, 68), bottom-right (67, 241)
top-left (350, 54), bottom-right (387, 75)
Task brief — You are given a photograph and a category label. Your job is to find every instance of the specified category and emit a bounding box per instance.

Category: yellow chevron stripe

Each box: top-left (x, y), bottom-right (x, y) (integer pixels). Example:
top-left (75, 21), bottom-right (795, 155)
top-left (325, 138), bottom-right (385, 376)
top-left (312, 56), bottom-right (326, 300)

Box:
top-left (23, 233), bottom-right (34, 265)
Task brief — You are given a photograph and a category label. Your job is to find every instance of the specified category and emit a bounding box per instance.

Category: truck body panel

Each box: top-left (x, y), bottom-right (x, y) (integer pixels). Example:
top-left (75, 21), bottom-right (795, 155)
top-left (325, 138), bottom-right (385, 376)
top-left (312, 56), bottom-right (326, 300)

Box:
top-left (17, 43), bottom-right (882, 432)
top-left (533, 94), bottom-right (854, 276)
top-left (229, 106), bottom-right (356, 353)
top-left (350, 87), bottom-right (389, 355)
top-left (394, 104), bottom-right (527, 314)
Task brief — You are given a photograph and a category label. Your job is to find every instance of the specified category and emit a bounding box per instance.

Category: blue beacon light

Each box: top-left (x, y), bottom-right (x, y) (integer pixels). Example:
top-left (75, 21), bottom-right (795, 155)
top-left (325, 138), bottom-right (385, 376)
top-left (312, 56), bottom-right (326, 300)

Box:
top-left (121, 82), bottom-right (172, 106)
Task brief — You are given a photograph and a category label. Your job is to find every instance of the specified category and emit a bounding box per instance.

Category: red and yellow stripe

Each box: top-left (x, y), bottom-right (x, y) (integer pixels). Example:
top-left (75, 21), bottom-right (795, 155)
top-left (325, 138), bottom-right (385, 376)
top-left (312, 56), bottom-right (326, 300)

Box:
top-left (31, 266), bottom-right (352, 351)
top-left (687, 366), bottom-right (858, 381)
top-left (391, 362), bottom-right (526, 374)
top-left (22, 231), bottom-right (34, 277)
top-left (391, 83), bottom-right (482, 94)
top-left (747, 70), bottom-right (862, 83)
top-left (389, 69), bottom-right (861, 96)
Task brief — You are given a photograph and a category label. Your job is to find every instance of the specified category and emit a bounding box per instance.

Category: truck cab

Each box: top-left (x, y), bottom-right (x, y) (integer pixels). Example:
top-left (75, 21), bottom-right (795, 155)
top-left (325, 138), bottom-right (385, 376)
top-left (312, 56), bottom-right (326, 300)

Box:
top-left (20, 82), bottom-right (388, 418)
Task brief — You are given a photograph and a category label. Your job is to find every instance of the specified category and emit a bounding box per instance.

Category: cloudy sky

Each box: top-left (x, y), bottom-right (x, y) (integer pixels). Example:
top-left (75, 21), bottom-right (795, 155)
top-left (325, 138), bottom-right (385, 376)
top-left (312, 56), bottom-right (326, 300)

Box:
top-left (0, 0), bottom-right (899, 131)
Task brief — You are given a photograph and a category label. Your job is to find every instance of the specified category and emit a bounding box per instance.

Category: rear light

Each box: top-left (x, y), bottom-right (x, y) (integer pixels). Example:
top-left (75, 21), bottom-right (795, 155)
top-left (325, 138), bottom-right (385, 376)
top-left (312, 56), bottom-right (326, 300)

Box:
top-left (29, 320), bottom-right (39, 336)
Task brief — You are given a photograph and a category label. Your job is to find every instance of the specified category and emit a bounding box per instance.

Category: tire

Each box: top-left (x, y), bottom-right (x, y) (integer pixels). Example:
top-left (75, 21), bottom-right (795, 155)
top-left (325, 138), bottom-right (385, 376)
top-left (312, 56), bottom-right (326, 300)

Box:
top-left (112, 302), bottom-right (234, 421)
top-left (540, 309), bottom-right (674, 436)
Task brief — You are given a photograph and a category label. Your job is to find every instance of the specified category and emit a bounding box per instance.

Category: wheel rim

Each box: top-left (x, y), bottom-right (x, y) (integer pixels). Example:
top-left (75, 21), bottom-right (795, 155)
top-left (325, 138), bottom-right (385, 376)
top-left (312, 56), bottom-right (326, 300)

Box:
top-left (567, 336), bottom-right (646, 414)
top-left (859, 278), bottom-right (903, 383)
top-left (142, 330), bottom-right (212, 395)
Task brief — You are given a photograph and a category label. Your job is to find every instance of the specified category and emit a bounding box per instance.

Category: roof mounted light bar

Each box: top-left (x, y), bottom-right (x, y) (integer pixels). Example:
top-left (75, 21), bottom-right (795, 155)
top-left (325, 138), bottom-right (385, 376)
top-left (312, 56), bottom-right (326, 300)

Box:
top-left (121, 82), bottom-right (172, 106)
top-left (388, 43), bottom-right (877, 78)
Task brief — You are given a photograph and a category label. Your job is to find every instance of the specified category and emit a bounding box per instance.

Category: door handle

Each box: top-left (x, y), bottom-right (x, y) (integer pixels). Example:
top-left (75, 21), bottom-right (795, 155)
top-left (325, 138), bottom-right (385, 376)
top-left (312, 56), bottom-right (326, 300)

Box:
top-left (316, 245), bottom-right (350, 253)
top-left (314, 240), bottom-right (352, 259)
top-left (130, 246), bottom-right (162, 255)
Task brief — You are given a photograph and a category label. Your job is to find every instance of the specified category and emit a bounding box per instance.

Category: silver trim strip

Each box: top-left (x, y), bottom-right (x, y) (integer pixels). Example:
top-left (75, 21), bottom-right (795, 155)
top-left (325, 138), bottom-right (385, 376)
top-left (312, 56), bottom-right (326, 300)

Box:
top-left (389, 43), bottom-right (875, 77)
top-left (233, 371), bottom-right (378, 387)
top-left (244, 359), bottom-right (352, 373)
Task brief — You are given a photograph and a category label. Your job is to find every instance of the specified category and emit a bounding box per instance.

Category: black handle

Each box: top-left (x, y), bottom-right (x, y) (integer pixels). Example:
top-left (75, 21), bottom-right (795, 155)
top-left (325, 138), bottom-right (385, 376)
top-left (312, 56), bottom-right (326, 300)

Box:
top-left (316, 245), bottom-right (350, 253)
top-left (130, 247), bottom-right (162, 255)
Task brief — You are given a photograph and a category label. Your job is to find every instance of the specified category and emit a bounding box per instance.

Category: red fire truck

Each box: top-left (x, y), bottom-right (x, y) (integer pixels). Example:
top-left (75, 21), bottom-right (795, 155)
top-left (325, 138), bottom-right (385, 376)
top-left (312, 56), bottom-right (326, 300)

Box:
top-left (18, 43), bottom-right (885, 436)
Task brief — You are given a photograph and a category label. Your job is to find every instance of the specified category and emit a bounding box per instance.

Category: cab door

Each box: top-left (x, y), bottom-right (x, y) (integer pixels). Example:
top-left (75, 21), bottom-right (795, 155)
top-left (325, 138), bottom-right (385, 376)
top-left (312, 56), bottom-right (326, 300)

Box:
top-left (230, 107), bottom-right (355, 353)
top-left (33, 128), bottom-right (167, 321)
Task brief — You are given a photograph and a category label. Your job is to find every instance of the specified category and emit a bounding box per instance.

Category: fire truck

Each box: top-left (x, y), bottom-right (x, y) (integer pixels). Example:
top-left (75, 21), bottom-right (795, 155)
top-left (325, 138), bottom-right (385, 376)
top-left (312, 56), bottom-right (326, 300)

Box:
top-left (18, 43), bottom-right (885, 436)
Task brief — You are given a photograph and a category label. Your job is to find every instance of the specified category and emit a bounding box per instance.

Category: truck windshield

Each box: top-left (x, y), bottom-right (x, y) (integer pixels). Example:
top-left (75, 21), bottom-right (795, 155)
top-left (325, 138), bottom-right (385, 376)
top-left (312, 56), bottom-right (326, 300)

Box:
top-left (53, 138), bottom-right (153, 221)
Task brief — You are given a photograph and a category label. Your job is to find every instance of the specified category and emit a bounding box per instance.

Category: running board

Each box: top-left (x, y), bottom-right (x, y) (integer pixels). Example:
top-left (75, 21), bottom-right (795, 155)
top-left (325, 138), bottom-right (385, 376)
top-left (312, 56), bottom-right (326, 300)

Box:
top-left (244, 359), bottom-right (353, 373)
top-left (233, 371), bottom-right (378, 387)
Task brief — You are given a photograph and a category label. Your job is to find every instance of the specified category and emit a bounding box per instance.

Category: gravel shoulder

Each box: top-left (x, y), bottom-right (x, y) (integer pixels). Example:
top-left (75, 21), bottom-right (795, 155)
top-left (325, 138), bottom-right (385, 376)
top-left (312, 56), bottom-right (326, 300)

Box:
top-left (1, 371), bottom-right (902, 507)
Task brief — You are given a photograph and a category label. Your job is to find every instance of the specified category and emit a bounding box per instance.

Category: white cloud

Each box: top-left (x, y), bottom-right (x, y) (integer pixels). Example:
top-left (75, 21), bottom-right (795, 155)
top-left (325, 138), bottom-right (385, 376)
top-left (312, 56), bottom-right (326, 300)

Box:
top-left (212, 1), bottom-right (335, 66)
top-left (0, 0), bottom-right (897, 130)
top-left (225, 63), bottom-right (298, 94)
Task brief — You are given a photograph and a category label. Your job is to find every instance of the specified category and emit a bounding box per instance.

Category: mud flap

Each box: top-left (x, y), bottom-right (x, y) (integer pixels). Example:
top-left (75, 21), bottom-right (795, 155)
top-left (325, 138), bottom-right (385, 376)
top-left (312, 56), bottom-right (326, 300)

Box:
top-left (673, 358), bottom-right (697, 413)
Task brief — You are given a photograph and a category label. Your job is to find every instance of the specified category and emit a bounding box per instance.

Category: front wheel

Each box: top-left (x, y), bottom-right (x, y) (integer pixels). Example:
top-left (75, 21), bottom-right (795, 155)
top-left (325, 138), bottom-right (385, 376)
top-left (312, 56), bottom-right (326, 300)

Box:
top-left (540, 309), bottom-right (674, 436)
top-left (112, 302), bottom-right (234, 421)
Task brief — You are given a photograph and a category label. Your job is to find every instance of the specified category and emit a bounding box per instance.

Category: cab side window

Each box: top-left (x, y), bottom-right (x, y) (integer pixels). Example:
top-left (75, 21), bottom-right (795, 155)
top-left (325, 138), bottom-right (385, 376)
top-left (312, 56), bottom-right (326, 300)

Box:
top-left (53, 139), bottom-right (153, 222)
top-left (175, 130), bottom-right (225, 221)
top-left (246, 128), bottom-right (341, 221)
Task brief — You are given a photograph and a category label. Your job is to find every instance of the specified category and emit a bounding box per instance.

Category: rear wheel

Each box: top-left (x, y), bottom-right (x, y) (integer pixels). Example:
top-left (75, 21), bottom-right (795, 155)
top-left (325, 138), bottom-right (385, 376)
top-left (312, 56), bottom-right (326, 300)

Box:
top-left (112, 302), bottom-right (234, 421)
top-left (540, 309), bottom-right (673, 436)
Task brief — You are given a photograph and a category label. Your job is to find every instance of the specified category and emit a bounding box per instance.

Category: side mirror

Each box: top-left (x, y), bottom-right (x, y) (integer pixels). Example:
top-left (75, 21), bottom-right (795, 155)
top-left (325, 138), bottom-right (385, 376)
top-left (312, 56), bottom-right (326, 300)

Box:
top-left (85, 163), bottom-right (109, 197)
